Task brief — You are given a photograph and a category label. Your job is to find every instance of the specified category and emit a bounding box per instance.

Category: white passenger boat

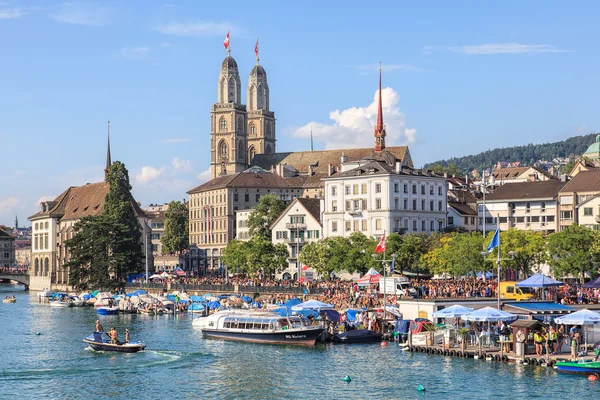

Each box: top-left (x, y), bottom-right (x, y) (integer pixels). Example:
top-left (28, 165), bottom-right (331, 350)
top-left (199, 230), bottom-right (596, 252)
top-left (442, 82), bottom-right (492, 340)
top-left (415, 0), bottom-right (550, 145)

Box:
top-left (192, 310), bottom-right (325, 346)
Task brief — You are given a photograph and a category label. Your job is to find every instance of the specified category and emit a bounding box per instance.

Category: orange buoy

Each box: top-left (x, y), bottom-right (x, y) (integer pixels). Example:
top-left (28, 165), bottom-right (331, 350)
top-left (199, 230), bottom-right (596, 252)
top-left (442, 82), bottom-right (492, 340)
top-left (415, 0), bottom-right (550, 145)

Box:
top-left (381, 341), bottom-right (387, 347)
top-left (588, 375), bottom-right (597, 381)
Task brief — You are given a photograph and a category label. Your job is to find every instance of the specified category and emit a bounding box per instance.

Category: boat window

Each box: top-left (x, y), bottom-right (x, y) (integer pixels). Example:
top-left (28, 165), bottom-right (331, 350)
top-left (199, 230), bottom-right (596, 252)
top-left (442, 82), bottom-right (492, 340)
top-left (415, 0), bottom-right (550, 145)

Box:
top-left (239, 323), bottom-right (246, 329)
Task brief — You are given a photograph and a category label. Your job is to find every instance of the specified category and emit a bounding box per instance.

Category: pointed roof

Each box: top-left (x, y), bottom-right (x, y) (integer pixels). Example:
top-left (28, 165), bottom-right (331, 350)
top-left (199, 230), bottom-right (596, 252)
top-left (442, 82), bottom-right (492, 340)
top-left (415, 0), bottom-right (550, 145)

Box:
top-left (105, 121), bottom-right (112, 181)
top-left (374, 67), bottom-right (386, 152)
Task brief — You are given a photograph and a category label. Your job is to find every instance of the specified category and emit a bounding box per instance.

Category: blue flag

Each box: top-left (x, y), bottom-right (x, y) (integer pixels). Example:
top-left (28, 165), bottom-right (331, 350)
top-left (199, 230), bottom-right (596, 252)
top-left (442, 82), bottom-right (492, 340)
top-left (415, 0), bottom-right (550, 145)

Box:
top-left (390, 258), bottom-right (395, 274)
top-left (487, 228), bottom-right (500, 252)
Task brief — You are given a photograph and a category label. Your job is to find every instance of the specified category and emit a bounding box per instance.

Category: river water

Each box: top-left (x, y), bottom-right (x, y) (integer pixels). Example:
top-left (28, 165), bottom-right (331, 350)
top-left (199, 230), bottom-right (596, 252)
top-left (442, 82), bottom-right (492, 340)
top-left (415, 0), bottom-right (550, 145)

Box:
top-left (1, 283), bottom-right (598, 399)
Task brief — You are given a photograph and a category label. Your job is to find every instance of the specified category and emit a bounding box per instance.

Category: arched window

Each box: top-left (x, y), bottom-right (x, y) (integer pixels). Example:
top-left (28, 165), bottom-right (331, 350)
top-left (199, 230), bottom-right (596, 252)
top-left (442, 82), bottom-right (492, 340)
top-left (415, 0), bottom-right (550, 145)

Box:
top-left (219, 117), bottom-right (227, 132)
top-left (237, 116), bottom-right (243, 133)
top-left (35, 223), bottom-right (38, 230)
top-left (44, 258), bottom-right (49, 276)
top-left (265, 144), bottom-right (272, 154)
top-left (220, 78), bottom-right (226, 103)
top-left (34, 259), bottom-right (39, 276)
top-left (249, 123), bottom-right (256, 136)
top-left (249, 86), bottom-right (255, 109)
top-left (45, 221), bottom-right (48, 229)
top-left (257, 85), bottom-right (265, 109)
top-left (218, 141), bottom-right (228, 160)
top-left (238, 140), bottom-right (245, 162)
top-left (248, 146), bottom-right (256, 162)
top-left (228, 77), bottom-right (235, 103)
top-left (266, 122), bottom-right (272, 138)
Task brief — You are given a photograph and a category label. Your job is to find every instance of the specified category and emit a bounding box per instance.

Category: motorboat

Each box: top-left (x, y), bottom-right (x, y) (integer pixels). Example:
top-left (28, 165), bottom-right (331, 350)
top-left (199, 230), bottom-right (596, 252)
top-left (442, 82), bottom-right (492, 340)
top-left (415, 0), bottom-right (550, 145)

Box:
top-left (69, 295), bottom-right (84, 307)
top-left (333, 329), bottom-right (383, 344)
top-left (50, 299), bottom-right (73, 308)
top-left (97, 306), bottom-right (119, 315)
top-left (555, 360), bottom-right (600, 375)
top-left (193, 309), bottom-right (325, 346)
top-left (83, 332), bottom-right (146, 353)
top-left (3, 296), bottom-right (16, 303)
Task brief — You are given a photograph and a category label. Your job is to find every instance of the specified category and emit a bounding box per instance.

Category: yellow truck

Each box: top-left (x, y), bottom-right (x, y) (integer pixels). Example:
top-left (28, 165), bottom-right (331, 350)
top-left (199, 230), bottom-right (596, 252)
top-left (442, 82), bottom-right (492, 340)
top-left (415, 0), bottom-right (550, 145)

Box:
top-left (499, 281), bottom-right (535, 301)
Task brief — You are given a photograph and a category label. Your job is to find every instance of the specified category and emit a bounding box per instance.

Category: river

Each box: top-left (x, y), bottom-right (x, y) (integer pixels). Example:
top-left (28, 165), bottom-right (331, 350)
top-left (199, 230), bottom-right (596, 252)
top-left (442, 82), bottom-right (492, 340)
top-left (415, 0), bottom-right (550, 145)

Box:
top-left (1, 283), bottom-right (597, 399)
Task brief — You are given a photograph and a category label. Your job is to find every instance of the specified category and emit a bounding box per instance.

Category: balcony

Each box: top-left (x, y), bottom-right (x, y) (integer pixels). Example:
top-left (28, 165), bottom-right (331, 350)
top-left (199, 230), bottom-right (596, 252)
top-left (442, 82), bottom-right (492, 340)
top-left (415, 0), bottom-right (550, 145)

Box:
top-left (348, 209), bottom-right (362, 216)
top-left (283, 237), bottom-right (308, 244)
top-left (285, 223), bottom-right (307, 230)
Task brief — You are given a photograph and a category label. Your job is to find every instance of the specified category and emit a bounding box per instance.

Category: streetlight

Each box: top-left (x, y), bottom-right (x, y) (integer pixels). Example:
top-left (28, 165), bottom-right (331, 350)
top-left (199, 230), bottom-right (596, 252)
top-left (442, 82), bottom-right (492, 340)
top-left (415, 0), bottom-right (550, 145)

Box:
top-left (481, 250), bottom-right (517, 309)
top-left (372, 253), bottom-right (398, 312)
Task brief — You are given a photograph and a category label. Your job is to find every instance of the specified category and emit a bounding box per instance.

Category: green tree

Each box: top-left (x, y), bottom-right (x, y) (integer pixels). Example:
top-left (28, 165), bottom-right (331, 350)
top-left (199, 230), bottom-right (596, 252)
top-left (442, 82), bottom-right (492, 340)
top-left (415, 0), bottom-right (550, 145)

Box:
top-left (345, 232), bottom-right (379, 275)
top-left (221, 239), bottom-right (247, 273)
top-left (299, 240), bottom-right (331, 276)
top-left (161, 200), bottom-right (189, 254)
top-left (247, 194), bottom-right (287, 239)
top-left (490, 229), bottom-right (548, 277)
top-left (245, 236), bottom-right (288, 276)
top-left (450, 232), bottom-right (484, 277)
top-left (380, 233), bottom-right (428, 275)
top-left (547, 224), bottom-right (600, 282)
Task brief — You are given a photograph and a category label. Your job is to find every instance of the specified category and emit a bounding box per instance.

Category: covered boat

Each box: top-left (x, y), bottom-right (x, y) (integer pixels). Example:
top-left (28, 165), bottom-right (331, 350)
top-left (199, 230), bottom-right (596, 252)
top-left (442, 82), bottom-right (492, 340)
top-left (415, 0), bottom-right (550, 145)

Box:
top-left (97, 306), bottom-right (119, 315)
top-left (193, 310), bottom-right (324, 346)
top-left (83, 332), bottom-right (146, 353)
top-left (333, 329), bottom-right (382, 344)
top-left (555, 360), bottom-right (600, 375)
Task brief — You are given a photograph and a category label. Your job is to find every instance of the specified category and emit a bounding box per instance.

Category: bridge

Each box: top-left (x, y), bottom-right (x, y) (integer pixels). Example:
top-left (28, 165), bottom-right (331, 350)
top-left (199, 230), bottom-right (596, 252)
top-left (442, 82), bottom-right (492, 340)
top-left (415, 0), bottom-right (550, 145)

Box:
top-left (0, 272), bottom-right (30, 289)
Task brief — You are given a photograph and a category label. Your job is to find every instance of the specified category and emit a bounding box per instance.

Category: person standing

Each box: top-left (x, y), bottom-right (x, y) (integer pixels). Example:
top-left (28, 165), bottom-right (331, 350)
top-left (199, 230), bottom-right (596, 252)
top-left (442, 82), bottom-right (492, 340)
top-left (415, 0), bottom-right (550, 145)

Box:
top-left (95, 320), bottom-right (104, 333)
top-left (571, 332), bottom-right (580, 361)
top-left (125, 329), bottom-right (130, 344)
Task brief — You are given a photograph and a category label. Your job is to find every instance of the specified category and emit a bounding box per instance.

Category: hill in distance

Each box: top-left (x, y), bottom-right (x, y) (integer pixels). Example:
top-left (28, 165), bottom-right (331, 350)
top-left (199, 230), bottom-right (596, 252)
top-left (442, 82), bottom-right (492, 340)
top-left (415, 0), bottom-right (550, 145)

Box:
top-left (424, 133), bottom-right (597, 174)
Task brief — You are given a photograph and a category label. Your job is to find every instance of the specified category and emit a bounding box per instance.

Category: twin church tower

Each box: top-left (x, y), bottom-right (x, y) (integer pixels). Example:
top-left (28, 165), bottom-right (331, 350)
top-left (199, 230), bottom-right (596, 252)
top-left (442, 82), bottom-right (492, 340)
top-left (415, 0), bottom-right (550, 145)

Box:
top-left (210, 48), bottom-right (276, 179)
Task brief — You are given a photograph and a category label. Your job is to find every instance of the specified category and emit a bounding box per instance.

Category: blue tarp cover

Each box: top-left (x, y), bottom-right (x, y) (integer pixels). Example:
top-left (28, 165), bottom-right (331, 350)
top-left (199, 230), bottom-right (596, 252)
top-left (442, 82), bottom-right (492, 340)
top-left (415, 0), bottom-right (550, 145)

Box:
top-left (394, 319), bottom-right (411, 334)
top-left (515, 274), bottom-right (564, 288)
top-left (505, 301), bottom-right (574, 313)
top-left (345, 308), bottom-right (366, 322)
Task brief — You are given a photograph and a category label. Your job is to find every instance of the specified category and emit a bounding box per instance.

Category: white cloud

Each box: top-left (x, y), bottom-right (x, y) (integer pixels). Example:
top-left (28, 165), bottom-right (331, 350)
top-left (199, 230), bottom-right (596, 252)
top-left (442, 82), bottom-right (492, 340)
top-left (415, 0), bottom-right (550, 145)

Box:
top-left (0, 197), bottom-right (18, 214)
top-left (160, 138), bottom-right (192, 143)
top-left (171, 157), bottom-right (192, 172)
top-left (0, 8), bottom-right (24, 19)
top-left (425, 43), bottom-right (569, 55)
top-left (50, 3), bottom-right (109, 26)
top-left (119, 46), bottom-right (150, 60)
top-left (160, 42), bottom-right (171, 48)
top-left (33, 195), bottom-right (56, 207)
top-left (290, 87), bottom-right (416, 149)
top-left (154, 20), bottom-right (238, 37)
top-left (136, 166), bottom-right (165, 184)
top-left (353, 63), bottom-right (426, 75)
top-left (197, 168), bottom-right (211, 182)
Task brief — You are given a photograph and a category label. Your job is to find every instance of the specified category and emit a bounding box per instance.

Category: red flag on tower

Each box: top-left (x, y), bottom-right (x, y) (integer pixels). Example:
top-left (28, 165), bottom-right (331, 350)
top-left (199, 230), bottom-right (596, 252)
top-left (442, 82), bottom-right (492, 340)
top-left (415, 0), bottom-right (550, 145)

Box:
top-left (223, 31), bottom-right (230, 50)
top-left (375, 234), bottom-right (386, 254)
top-left (254, 39), bottom-right (259, 58)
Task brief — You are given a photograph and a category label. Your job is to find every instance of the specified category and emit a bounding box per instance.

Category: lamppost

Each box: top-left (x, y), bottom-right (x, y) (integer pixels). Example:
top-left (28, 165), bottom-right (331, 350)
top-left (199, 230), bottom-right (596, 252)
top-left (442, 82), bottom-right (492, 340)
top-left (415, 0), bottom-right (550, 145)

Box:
top-left (481, 250), bottom-right (517, 309)
top-left (372, 253), bottom-right (398, 311)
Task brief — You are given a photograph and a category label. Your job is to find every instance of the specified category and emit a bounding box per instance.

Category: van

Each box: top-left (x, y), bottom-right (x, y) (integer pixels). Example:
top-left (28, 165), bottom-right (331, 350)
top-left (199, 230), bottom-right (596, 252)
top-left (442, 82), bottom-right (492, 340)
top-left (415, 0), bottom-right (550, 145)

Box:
top-left (379, 277), bottom-right (416, 297)
top-left (499, 281), bottom-right (534, 301)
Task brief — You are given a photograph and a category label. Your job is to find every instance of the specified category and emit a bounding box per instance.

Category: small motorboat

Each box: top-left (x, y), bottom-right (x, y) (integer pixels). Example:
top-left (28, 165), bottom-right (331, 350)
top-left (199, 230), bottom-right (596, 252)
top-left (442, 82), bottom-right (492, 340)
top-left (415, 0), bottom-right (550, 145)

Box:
top-left (70, 296), bottom-right (84, 307)
top-left (3, 297), bottom-right (16, 303)
top-left (50, 300), bottom-right (73, 308)
top-left (555, 360), bottom-right (600, 375)
top-left (97, 306), bottom-right (119, 315)
top-left (333, 329), bottom-right (383, 344)
top-left (83, 332), bottom-right (146, 353)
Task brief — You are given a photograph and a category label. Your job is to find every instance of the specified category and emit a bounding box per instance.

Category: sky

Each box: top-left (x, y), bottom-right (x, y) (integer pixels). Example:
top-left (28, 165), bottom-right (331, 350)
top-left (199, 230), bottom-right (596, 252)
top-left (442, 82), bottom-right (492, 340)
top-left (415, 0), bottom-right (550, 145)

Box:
top-left (1, 1), bottom-right (600, 227)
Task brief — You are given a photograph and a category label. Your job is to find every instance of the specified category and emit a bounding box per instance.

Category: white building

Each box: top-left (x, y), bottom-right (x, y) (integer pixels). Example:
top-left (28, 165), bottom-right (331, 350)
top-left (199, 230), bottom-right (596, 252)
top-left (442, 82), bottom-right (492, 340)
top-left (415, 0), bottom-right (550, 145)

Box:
top-left (235, 209), bottom-right (253, 241)
top-left (322, 160), bottom-right (448, 239)
top-left (447, 202), bottom-right (478, 232)
top-left (478, 180), bottom-right (566, 233)
top-left (576, 196), bottom-right (600, 231)
top-left (270, 198), bottom-right (322, 280)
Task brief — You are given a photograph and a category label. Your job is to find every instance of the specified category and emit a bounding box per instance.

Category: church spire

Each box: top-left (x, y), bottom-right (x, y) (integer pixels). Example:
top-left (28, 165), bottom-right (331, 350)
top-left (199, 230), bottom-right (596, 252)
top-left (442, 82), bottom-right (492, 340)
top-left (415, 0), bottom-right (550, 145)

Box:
top-left (105, 121), bottom-right (112, 181)
top-left (374, 63), bottom-right (386, 152)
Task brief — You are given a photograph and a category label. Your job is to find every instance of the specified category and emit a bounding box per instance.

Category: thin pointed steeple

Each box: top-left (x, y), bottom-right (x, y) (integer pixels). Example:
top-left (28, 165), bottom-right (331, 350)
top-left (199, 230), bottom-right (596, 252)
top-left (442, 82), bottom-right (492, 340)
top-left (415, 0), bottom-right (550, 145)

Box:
top-left (310, 125), bottom-right (314, 151)
top-left (374, 63), bottom-right (386, 152)
top-left (105, 121), bottom-right (112, 181)
top-left (14, 215), bottom-right (18, 230)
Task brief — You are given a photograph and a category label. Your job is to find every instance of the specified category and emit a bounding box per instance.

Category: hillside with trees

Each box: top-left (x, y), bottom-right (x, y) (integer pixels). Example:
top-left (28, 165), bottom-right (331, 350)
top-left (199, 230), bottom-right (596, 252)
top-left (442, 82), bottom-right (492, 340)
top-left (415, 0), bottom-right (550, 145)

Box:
top-left (424, 133), bottom-right (596, 174)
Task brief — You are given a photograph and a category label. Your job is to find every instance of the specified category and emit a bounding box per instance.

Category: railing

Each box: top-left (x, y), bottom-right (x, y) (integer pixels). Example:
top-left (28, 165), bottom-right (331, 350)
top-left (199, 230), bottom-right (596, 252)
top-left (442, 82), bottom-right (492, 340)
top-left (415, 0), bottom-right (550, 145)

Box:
top-left (126, 283), bottom-right (326, 295)
top-left (285, 223), bottom-right (307, 230)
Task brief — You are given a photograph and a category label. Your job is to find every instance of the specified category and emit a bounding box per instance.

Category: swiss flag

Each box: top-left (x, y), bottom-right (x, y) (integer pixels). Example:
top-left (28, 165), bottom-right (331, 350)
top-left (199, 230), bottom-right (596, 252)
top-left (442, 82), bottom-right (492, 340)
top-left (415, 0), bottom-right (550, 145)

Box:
top-left (375, 234), bottom-right (386, 254)
top-left (302, 265), bottom-right (310, 271)
top-left (254, 39), bottom-right (259, 58)
top-left (223, 31), bottom-right (230, 50)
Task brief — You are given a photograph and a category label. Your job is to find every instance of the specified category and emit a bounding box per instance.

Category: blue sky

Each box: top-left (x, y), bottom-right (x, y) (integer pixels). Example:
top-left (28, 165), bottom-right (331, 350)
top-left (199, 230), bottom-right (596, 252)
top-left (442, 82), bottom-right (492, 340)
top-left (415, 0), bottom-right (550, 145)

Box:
top-left (1, 1), bottom-right (600, 226)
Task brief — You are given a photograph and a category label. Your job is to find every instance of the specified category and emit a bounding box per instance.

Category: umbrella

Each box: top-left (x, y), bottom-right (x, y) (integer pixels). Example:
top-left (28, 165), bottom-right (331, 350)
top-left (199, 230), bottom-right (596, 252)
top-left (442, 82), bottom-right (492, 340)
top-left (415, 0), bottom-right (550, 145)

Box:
top-left (207, 301), bottom-right (221, 309)
top-left (582, 276), bottom-right (600, 288)
top-left (242, 296), bottom-right (253, 303)
top-left (516, 274), bottom-right (563, 287)
top-left (291, 299), bottom-right (334, 311)
top-left (432, 305), bottom-right (474, 319)
top-left (160, 272), bottom-right (172, 278)
top-left (463, 307), bottom-right (516, 322)
top-left (555, 309), bottom-right (600, 354)
top-left (250, 301), bottom-right (262, 308)
top-left (149, 274), bottom-right (162, 279)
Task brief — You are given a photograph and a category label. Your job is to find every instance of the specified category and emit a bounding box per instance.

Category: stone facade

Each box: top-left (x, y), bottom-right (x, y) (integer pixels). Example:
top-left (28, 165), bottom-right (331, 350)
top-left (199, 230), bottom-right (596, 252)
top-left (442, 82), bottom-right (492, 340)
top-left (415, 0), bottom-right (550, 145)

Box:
top-left (0, 229), bottom-right (15, 267)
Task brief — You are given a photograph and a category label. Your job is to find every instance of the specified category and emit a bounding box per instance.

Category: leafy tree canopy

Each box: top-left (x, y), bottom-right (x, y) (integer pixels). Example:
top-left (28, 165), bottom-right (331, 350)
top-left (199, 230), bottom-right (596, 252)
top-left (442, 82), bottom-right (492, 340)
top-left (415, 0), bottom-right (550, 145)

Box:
top-left (161, 200), bottom-right (189, 254)
top-left (247, 194), bottom-right (287, 239)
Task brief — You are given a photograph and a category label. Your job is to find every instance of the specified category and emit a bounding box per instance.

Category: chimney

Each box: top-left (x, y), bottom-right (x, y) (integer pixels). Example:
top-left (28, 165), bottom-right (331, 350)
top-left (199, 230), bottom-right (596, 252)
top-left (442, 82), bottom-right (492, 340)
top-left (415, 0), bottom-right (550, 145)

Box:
top-left (395, 161), bottom-right (401, 174)
top-left (341, 152), bottom-right (347, 163)
top-left (443, 172), bottom-right (448, 178)
top-left (328, 163), bottom-right (333, 177)
top-left (309, 164), bottom-right (314, 176)
top-left (465, 174), bottom-right (469, 185)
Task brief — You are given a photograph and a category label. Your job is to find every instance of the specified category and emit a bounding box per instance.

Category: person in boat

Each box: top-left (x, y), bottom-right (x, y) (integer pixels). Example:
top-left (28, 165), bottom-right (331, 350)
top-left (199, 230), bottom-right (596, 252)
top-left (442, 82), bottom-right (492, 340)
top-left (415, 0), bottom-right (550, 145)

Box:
top-left (96, 320), bottom-right (104, 332)
top-left (125, 329), bottom-right (130, 344)
top-left (109, 327), bottom-right (118, 344)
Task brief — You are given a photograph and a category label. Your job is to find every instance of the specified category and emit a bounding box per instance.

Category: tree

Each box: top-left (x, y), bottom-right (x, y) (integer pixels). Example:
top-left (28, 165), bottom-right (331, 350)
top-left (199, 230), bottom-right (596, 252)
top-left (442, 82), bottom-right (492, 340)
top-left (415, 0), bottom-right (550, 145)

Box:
top-left (492, 229), bottom-right (548, 277)
top-left (382, 233), bottom-right (428, 275)
top-left (547, 224), bottom-right (600, 282)
top-left (221, 239), bottom-right (247, 273)
top-left (222, 237), bottom-right (289, 277)
top-left (161, 200), bottom-right (189, 254)
top-left (423, 233), bottom-right (484, 277)
top-left (345, 232), bottom-right (379, 275)
top-left (299, 241), bottom-right (331, 276)
top-left (247, 194), bottom-right (287, 239)
top-left (65, 161), bottom-right (143, 289)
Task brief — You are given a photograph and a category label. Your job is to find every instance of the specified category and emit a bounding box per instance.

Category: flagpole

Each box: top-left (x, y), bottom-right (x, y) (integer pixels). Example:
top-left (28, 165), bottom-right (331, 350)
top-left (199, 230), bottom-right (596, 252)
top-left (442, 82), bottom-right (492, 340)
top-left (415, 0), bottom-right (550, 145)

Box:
top-left (383, 231), bottom-right (386, 312)
top-left (497, 215), bottom-right (501, 310)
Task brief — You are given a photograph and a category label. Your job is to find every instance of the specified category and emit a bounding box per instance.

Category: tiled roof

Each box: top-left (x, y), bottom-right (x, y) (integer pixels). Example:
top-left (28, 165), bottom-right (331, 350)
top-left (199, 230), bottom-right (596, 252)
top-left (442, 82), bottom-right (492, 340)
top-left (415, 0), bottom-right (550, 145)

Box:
top-left (325, 160), bottom-right (443, 180)
top-left (0, 229), bottom-right (12, 238)
top-left (296, 198), bottom-right (321, 223)
top-left (484, 180), bottom-right (567, 201)
top-left (560, 170), bottom-right (600, 193)
top-left (448, 202), bottom-right (477, 216)
top-left (187, 168), bottom-right (304, 194)
top-left (492, 166), bottom-right (552, 181)
top-left (448, 190), bottom-right (478, 204)
top-left (250, 146), bottom-right (412, 174)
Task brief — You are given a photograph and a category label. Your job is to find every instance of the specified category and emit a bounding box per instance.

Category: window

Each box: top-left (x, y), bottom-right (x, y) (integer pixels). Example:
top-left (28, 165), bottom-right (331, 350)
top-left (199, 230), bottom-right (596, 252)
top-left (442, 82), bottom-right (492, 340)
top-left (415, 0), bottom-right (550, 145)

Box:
top-left (412, 199), bottom-right (417, 210)
top-left (361, 184), bottom-right (367, 194)
top-left (376, 219), bottom-right (382, 230)
top-left (421, 185), bottom-right (425, 195)
top-left (353, 185), bottom-right (359, 195)
top-left (531, 216), bottom-right (540, 223)
top-left (151, 233), bottom-right (160, 240)
top-left (219, 117), bottom-right (227, 131)
top-left (412, 220), bottom-right (417, 231)
top-left (375, 183), bottom-right (382, 193)
top-left (421, 200), bottom-right (425, 211)
top-left (256, 194), bottom-right (260, 201)
top-left (499, 217), bottom-right (507, 224)
top-left (345, 221), bottom-right (351, 231)
top-left (331, 186), bottom-right (337, 196)
top-left (464, 217), bottom-right (468, 225)
top-left (438, 186), bottom-right (442, 196)
top-left (560, 210), bottom-right (573, 220)
top-left (376, 199), bottom-right (382, 210)
top-left (244, 194), bottom-right (249, 202)
top-left (332, 221), bottom-right (338, 232)
top-left (421, 220), bottom-right (426, 231)
top-left (314, 231), bottom-right (319, 239)
top-left (485, 217), bottom-right (494, 224)
top-left (362, 200), bottom-right (367, 210)
top-left (403, 184), bottom-right (408, 194)
top-left (584, 207), bottom-right (593, 216)
top-left (345, 186), bottom-right (351, 195)
top-left (353, 220), bottom-right (359, 231)
top-left (412, 184), bottom-right (417, 194)
top-left (345, 200), bottom-right (351, 211)
top-left (448, 216), bottom-right (454, 225)
top-left (560, 196), bottom-right (573, 205)
top-left (541, 202), bottom-right (546, 212)
top-left (547, 215), bottom-right (555, 222)
top-left (353, 200), bottom-right (361, 210)
top-left (438, 201), bottom-right (443, 211)
top-left (394, 198), bottom-right (399, 209)
top-left (362, 220), bottom-right (367, 231)
top-left (526, 202), bottom-right (531, 213)
top-left (394, 183), bottom-right (399, 193)
top-left (430, 220), bottom-right (434, 231)
top-left (430, 200), bottom-right (434, 211)
top-left (152, 244), bottom-right (158, 252)
top-left (234, 193), bottom-right (238, 202)
top-left (430, 186), bottom-right (434, 195)
top-left (403, 199), bottom-right (407, 210)
top-left (516, 216), bottom-right (525, 223)
top-left (332, 201), bottom-right (338, 212)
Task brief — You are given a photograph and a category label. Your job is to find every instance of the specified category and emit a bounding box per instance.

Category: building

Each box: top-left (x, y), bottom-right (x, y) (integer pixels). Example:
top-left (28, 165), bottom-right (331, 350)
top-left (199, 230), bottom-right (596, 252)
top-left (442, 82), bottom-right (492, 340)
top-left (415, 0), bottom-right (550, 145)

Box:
top-left (235, 209), bottom-right (253, 241)
top-left (187, 166), bottom-right (305, 269)
top-left (558, 170), bottom-right (600, 231)
top-left (576, 195), bottom-right (600, 231)
top-left (491, 166), bottom-right (554, 185)
top-left (144, 204), bottom-right (169, 256)
top-left (270, 198), bottom-right (322, 280)
top-left (478, 180), bottom-right (566, 233)
top-left (583, 134), bottom-right (600, 160)
top-left (447, 202), bottom-right (478, 232)
top-left (14, 239), bottom-right (31, 268)
top-left (27, 134), bottom-right (151, 290)
top-left (0, 228), bottom-right (15, 267)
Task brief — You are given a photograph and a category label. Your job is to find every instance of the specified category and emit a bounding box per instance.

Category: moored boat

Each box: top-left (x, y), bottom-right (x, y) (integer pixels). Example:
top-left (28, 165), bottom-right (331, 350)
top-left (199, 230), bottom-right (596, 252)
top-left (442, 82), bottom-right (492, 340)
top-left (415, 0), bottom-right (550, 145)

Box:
top-left (3, 297), bottom-right (16, 303)
top-left (97, 306), bottom-right (119, 315)
top-left (193, 310), bottom-right (325, 346)
top-left (83, 332), bottom-right (146, 353)
top-left (333, 329), bottom-right (382, 344)
top-left (50, 300), bottom-right (73, 307)
top-left (555, 360), bottom-right (600, 375)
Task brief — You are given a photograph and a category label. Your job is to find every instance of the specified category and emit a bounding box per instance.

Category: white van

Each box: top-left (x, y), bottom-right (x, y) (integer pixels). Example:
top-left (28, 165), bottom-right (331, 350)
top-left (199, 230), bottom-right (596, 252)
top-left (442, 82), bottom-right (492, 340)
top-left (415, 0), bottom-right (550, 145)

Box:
top-left (379, 277), bottom-right (415, 296)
